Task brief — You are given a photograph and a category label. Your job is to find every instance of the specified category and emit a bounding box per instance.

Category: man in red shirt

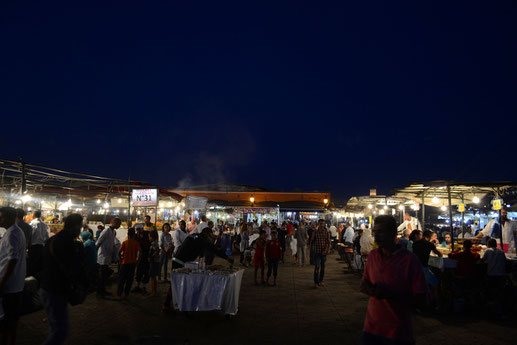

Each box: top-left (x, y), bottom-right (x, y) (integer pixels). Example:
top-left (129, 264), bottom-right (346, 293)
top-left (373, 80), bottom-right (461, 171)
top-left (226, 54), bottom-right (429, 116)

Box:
top-left (360, 215), bottom-right (426, 345)
top-left (448, 239), bottom-right (480, 277)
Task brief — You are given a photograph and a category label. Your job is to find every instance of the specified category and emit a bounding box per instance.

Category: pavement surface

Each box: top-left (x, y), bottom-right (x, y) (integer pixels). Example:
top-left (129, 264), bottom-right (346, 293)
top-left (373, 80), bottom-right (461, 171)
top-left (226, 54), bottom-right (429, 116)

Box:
top-left (18, 252), bottom-right (517, 345)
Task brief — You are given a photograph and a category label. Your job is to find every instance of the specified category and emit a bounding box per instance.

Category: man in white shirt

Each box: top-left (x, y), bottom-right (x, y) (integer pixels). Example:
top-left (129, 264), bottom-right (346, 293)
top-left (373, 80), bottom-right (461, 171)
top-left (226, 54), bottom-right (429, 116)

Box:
top-left (342, 223), bottom-right (355, 244)
top-left (29, 210), bottom-right (49, 277)
top-left (192, 215), bottom-right (208, 235)
top-left (172, 220), bottom-right (188, 255)
top-left (397, 213), bottom-right (422, 233)
top-left (96, 217), bottom-right (121, 297)
top-left (0, 207), bottom-right (27, 344)
top-left (476, 209), bottom-right (516, 251)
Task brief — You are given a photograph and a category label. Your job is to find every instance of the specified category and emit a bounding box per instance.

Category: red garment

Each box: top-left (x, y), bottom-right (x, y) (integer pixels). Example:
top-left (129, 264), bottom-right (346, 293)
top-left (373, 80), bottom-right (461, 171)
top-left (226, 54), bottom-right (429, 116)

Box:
top-left (266, 240), bottom-right (283, 260)
top-left (287, 224), bottom-right (294, 236)
top-left (253, 238), bottom-right (266, 267)
top-left (448, 250), bottom-right (480, 277)
top-left (362, 247), bottom-right (427, 343)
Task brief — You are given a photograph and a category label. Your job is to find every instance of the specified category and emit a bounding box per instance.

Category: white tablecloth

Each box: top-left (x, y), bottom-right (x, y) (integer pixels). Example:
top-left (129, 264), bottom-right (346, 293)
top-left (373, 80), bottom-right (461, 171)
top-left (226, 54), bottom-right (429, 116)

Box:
top-left (428, 255), bottom-right (457, 271)
top-left (170, 269), bottom-right (244, 315)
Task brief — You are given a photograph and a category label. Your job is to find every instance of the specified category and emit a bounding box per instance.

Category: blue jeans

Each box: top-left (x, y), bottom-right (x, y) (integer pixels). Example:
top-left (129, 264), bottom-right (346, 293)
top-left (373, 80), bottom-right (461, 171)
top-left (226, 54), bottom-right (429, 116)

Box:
top-left (40, 289), bottom-right (68, 345)
top-left (313, 253), bottom-right (327, 284)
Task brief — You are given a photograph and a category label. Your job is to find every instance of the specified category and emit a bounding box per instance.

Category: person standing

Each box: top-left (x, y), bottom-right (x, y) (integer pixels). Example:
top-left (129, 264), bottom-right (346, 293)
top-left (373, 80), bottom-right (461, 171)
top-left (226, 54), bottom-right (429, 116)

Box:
top-left (29, 210), bottom-right (49, 277)
top-left (482, 238), bottom-right (507, 315)
top-left (476, 208), bottom-right (516, 252)
top-left (397, 213), bottom-right (422, 233)
top-left (158, 223), bottom-right (173, 283)
top-left (239, 223), bottom-right (250, 265)
top-left (117, 228), bottom-right (141, 300)
top-left (398, 229), bottom-right (411, 249)
top-left (360, 215), bottom-right (426, 345)
top-left (133, 225), bottom-right (151, 294)
top-left (143, 215), bottom-right (156, 232)
top-left (192, 215), bottom-right (208, 235)
top-left (95, 217), bottom-right (121, 297)
top-left (265, 231), bottom-right (282, 286)
top-left (295, 222), bottom-right (308, 267)
top-left (172, 220), bottom-right (188, 255)
top-left (148, 231), bottom-right (160, 297)
top-left (0, 207), bottom-right (27, 345)
top-left (253, 231), bottom-right (267, 286)
top-left (39, 213), bottom-right (85, 345)
top-left (311, 219), bottom-right (331, 288)
top-left (15, 208), bottom-right (32, 251)
top-left (80, 231), bottom-right (97, 290)
top-left (329, 223), bottom-right (338, 251)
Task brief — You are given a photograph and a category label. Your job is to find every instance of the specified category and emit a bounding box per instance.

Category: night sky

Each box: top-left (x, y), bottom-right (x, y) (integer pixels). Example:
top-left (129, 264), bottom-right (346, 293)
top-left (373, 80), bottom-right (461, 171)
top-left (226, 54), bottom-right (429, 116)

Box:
top-left (1, 2), bottom-right (516, 199)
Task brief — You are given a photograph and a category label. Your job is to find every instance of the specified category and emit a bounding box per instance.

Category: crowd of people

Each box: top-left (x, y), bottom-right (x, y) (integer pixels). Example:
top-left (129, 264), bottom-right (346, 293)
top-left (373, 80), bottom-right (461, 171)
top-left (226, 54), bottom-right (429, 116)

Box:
top-left (0, 205), bottom-right (515, 345)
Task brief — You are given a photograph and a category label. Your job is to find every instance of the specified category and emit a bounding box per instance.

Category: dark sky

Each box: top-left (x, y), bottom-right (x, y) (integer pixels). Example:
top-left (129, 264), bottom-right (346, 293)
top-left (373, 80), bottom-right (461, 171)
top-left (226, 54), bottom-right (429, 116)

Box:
top-left (1, 1), bottom-right (516, 199)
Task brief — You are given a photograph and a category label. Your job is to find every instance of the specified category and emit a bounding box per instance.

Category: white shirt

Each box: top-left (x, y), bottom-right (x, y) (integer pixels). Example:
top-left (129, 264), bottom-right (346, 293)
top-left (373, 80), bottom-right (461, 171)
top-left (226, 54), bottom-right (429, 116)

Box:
top-left (343, 226), bottom-right (354, 243)
top-left (192, 222), bottom-right (208, 234)
top-left (329, 226), bottom-right (337, 238)
top-left (172, 229), bottom-right (188, 255)
top-left (30, 218), bottom-right (49, 246)
top-left (96, 227), bottom-right (117, 265)
top-left (397, 217), bottom-right (422, 232)
top-left (0, 225), bottom-right (27, 293)
top-left (481, 219), bottom-right (516, 248)
top-left (482, 248), bottom-right (506, 276)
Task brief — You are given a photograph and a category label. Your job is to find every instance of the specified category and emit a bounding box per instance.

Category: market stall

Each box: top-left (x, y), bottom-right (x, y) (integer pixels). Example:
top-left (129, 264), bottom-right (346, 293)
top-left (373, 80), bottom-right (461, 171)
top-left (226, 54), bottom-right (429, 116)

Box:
top-left (170, 266), bottom-right (244, 316)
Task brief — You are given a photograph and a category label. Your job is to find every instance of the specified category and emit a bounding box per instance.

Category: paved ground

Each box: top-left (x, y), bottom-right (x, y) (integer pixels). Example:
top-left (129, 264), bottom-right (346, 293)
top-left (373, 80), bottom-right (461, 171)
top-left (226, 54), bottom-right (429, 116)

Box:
top-left (18, 252), bottom-right (517, 345)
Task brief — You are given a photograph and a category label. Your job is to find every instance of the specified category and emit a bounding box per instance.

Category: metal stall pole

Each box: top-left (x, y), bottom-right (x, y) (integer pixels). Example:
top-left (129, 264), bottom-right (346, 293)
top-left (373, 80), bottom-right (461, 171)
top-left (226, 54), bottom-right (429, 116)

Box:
top-left (127, 191), bottom-right (131, 226)
top-left (447, 186), bottom-right (454, 251)
top-left (497, 188), bottom-right (504, 251)
top-left (421, 192), bottom-right (425, 231)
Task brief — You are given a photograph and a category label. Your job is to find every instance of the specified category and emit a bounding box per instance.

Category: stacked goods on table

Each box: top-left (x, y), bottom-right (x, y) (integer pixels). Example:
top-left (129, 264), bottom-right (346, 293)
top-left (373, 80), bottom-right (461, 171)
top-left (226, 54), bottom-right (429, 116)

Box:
top-left (172, 264), bottom-right (240, 275)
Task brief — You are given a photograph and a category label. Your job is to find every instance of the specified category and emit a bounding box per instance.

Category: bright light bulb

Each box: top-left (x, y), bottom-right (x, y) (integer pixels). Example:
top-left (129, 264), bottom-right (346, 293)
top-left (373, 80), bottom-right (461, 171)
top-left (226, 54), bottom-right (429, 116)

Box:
top-left (473, 196), bottom-right (480, 204)
top-left (103, 202), bottom-right (109, 209)
top-left (21, 195), bottom-right (32, 203)
top-left (323, 199), bottom-right (329, 204)
top-left (441, 206), bottom-right (447, 211)
top-left (383, 205), bottom-right (388, 210)
top-left (15, 200), bottom-right (22, 205)
top-left (398, 205), bottom-right (404, 210)
top-left (250, 197), bottom-right (255, 203)
top-left (432, 197), bottom-right (439, 204)
top-left (368, 204), bottom-right (373, 209)
top-left (96, 199), bottom-right (101, 204)
top-left (118, 198), bottom-right (122, 204)
top-left (380, 209), bottom-right (385, 215)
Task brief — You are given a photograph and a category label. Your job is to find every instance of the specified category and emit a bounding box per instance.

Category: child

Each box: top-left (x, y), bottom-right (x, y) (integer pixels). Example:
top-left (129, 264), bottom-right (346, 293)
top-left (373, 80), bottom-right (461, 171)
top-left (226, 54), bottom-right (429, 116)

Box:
top-left (266, 231), bottom-right (282, 286)
top-left (117, 228), bottom-right (141, 300)
top-left (252, 231), bottom-right (267, 285)
top-left (149, 230), bottom-right (161, 297)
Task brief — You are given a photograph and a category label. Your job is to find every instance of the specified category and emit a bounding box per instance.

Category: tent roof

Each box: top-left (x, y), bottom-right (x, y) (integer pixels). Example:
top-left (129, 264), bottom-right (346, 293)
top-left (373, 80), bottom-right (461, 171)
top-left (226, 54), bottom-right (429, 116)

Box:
top-left (393, 180), bottom-right (517, 207)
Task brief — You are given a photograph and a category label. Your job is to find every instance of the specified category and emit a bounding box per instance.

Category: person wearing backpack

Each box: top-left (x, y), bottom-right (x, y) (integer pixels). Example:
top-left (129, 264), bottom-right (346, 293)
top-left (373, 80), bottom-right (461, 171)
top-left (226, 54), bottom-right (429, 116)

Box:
top-left (39, 213), bottom-right (86, 345)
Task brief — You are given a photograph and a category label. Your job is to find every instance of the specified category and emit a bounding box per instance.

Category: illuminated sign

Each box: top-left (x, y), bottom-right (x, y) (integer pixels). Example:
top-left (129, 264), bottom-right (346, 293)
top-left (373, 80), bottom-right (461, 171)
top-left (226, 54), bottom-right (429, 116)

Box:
top-left (131, 189), bottom-right (158, 207)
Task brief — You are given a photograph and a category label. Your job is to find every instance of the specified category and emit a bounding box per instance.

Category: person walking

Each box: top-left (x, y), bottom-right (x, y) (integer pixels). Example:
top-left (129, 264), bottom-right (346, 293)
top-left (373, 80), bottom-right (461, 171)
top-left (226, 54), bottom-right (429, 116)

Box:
top-left (311, 219), bottom-right (331, 288)
top-left (360, 215), bottom-right (426, 345)
top-left (95, 217), bottom-right (121, 297)
top-left (295, 222), bottom-right (308, 267)
top-left (0, 207), bottom-right (27, 345)
top-left (117, 228), bottom-right (141, 300)
top-left (252, 231), bottom-right (267, 286)
top-left (39, 214), bottom-right (86, 345)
